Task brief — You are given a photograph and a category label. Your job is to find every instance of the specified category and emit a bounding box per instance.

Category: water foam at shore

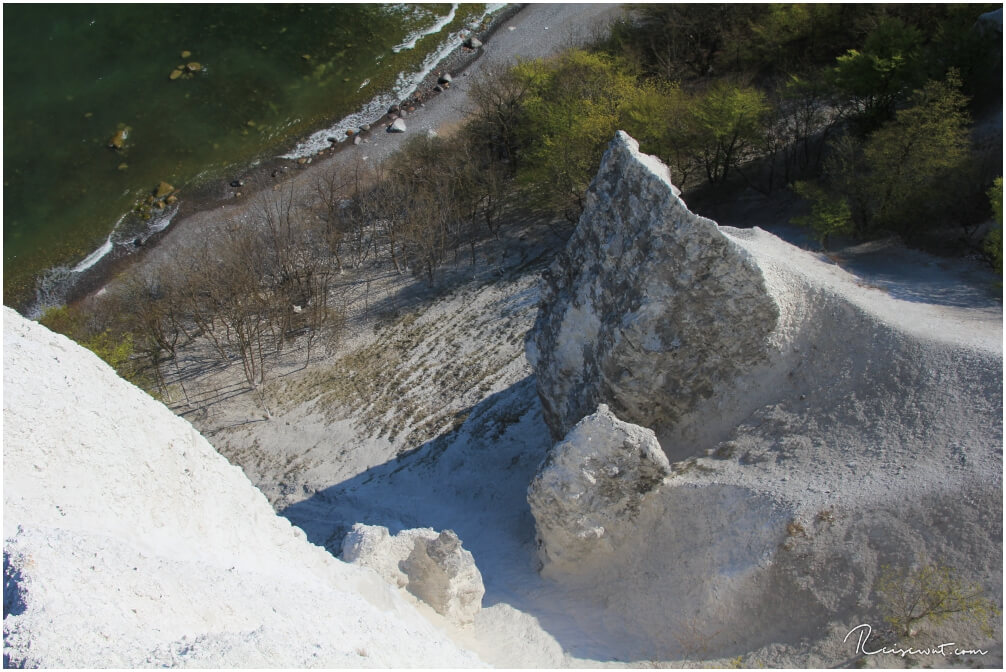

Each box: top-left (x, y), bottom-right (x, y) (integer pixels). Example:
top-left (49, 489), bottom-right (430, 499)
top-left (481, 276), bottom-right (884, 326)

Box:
top-left (71, 234), bottom-right (115, 274)
top-left (280, 4), bottom-right (504, 160)
top-left (27, 205), bottom-right (181, 318)
top-left (392, 4), bottom-right (459, 53)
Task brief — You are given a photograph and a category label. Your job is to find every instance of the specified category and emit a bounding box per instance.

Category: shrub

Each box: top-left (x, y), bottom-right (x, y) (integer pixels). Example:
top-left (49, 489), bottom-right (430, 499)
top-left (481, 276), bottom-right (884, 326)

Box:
top-left (860, 70), bottom-right (971, 237)
top-left (876, 562), bottom-right (1000, 638)
top-left (982, 177), bottom-right (1003, 273)
top-left (791, 180), bottom-right (854, 248)
top-left (40, 305), bottom-right (140, 383)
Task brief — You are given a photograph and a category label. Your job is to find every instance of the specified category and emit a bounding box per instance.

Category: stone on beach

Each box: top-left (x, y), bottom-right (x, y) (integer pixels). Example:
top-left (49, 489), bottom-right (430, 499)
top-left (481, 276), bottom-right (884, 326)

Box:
top-left (388, 118), bottom-right (407, 133)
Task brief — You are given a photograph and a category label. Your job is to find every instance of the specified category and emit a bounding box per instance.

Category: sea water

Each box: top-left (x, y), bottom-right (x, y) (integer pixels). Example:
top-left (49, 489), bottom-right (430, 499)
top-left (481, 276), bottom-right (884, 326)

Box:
top-left (3, 3), bottom-right (499, 311)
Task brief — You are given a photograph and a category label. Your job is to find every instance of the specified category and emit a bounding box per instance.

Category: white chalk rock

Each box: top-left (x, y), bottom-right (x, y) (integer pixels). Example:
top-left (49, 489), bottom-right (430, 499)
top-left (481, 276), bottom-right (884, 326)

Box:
top-left (388, 117), bottom-right (407, 133)
top-left (342, 524), bottom-right (485, 624)
top-left (527, 404), bottom-right (670, 574)
top-left (527, 131), bottom-right (779, 440)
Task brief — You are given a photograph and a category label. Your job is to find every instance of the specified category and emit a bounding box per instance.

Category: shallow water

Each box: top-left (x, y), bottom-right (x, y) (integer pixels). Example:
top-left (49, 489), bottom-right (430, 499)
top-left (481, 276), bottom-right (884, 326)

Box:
top-left (3, 3), bottom-right (494, 309)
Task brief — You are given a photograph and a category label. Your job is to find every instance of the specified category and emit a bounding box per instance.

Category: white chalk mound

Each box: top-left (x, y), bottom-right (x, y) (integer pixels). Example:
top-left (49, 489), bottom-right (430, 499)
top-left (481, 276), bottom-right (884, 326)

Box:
top-left (525, 132), bottom-right (1002, 657)
top-left (2, 307), bottom-right (482, 668)
top-left (527, 404), bottom-right (670, 574)
top-left (342, 524), bottom-right (485, 625)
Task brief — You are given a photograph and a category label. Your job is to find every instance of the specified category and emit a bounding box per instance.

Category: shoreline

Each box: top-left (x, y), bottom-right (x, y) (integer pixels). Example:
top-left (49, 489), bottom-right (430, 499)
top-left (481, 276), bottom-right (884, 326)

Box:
top-left (21, 3), bottom-right (526, 317)
top-left (33, 3), bottom-right (624, 317)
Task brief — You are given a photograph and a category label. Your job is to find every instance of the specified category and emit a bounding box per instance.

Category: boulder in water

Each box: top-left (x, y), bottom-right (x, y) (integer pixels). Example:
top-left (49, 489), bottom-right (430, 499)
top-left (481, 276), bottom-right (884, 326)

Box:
top-left (154, 181), bottom-right (174, 198)
top-left (108, 126), bottom-right (130, 150)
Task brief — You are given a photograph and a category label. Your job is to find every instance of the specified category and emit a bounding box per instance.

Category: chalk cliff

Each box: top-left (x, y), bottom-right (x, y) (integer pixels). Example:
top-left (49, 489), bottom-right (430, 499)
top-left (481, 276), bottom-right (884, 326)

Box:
top-left (526, 132), bottom-right (1003, 655)
top-left (2, 307), bottom-right (481, 668)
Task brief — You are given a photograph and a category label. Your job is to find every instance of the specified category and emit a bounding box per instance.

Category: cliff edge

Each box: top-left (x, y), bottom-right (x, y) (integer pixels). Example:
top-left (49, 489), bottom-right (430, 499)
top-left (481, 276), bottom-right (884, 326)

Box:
top-left (2, 307), bottom-right (481, 668)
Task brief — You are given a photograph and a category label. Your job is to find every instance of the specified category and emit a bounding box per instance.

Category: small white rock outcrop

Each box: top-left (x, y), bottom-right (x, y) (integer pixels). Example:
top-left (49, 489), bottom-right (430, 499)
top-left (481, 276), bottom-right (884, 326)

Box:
top-left (342, 524), bottom-right (485, 625)
top-left (527, 405), bottom-right (670, 574)
top-left (526, 131), bottom-right (779, 441)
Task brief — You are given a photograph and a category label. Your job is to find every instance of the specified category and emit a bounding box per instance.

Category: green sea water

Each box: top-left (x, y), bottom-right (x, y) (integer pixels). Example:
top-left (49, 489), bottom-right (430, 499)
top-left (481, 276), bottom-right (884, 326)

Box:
top-left (3, 3), bottom-right (494, 311)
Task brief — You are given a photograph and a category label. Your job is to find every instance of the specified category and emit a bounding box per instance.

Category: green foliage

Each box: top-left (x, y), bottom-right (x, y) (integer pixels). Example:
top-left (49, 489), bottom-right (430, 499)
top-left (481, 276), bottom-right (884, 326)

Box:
top-left (808, 70), bottom-right (973, 240)
top-left (691, 82), bottom-right (769, 184)
top-left (40, 304), bottom-right (138, 382)
top-left (39, 304), bottom-right (87, 338)
top-left (791, 180), bottom-right (853, 248)
top-left (832, 17), bottom-right (926, 128)
top-left (513, 50), bottom-right (637, 221)
top-left (983, 177), bottom-right (1003, 273)
top-left (990, 177), bottom-right (1003, 226)
top-left (746, 3), bottom-right (851, 73)
top-left (860, 70), bottom-right (971, 235)
top-left (877, 562), bottom-right (1000, 638)
top-left (620, 81), bottom-right (701, 185)
top-left (623, 4), bottom-right (763, 80)
top-left (82, 330), bottom-right (135, 374)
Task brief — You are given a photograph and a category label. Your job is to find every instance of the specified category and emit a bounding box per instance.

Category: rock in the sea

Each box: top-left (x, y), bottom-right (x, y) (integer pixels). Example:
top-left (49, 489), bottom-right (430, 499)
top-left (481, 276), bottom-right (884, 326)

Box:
top-left (388, 118), bottom-right (407, 133)
top-left (185, 62), bottom-right (202, 72)
top-left (361, 123), bottom-right (371, 132)
top-left (464, 36), bottom-right (483, 49)
top-left (108, 127), bottom-right (130, 149)
top-left (342, 524), bottom-right (484, 624)
top-left (526, 131), bottom-right (779, 440)
top-left (169, 68), bottom-right (183, 81)
top-left (153, 181), bottom-right (174, 198)
top-left (527, 405), bottom-right (670, 573)
top-left (438, 72), bottom-right (453, 85)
